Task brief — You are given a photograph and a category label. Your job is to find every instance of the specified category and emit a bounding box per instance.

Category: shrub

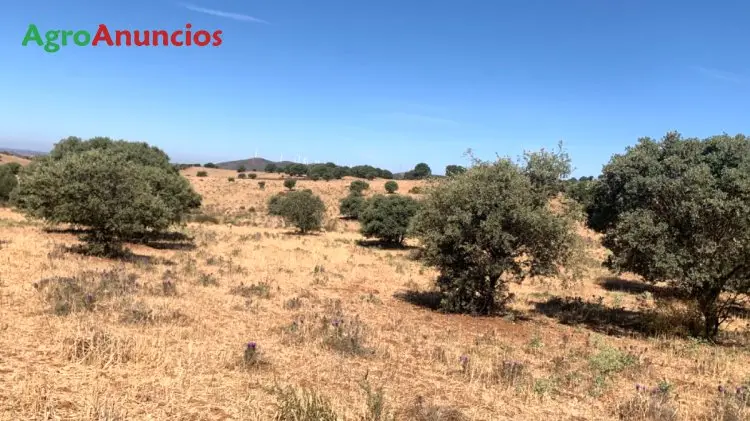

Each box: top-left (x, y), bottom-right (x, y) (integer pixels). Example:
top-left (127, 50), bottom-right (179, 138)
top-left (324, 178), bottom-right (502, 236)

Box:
top-left (284, 179), bottom-right (297, 191)
top-left (521, 141), bottom-right (572, 198)
top-left (196, 171), bottom-right (208, 177)
top-left (408, 186), bottom-right (423, 194)
top-left (3, 162), bottom-right (22, 175)
top-left (587, 132), bottom-right (750, 339)
top-left (359, 194), bottom-right (420, 245)
top-left (237, 165), bottom-right (246, 173)
top-left (204, 162), bottom-right (218, 168)
top-left (12, 137), bottom-right (201, 255)
top-left (0, 165), bottom-right (18, 203)
top-left (267, 190), bottom-right (325, 234)
top-left (339, 193), bottom-right (365, 220)
top-left (228, 177), bottom-right (235, 182)
top-left (258, 181), bottom-right (266, 190)
top-left (411, 151), bottom-right (580, 315)
top-left (445, 165), bottom-right (466, 177)
top-left (238, 173), bottom-right (247, 179)
top-left (349, 180), bottom-right (370, 194)
top-left (248, 173), bottom-right (257, 179)
top-left (384, 181), bottom-right (398, 194)
top-left (265, 163), bottom-right (277, 173)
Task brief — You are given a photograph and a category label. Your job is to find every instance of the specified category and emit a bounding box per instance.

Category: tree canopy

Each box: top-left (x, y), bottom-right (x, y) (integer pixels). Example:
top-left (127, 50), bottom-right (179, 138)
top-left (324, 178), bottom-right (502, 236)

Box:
top-left (12, 137), bottom-right (201, 255)
top-left (412, 151), bottom-right (580, 315)
top-left (587, 132), bottom-right (750, 339)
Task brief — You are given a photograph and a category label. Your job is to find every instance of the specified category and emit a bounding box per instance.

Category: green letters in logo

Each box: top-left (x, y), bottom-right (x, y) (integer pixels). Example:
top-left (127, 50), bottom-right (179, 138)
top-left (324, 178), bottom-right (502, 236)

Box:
top-left (22, 24), bottom-right (92, 53)
top-left (21, 24), bottom-right (43, 47)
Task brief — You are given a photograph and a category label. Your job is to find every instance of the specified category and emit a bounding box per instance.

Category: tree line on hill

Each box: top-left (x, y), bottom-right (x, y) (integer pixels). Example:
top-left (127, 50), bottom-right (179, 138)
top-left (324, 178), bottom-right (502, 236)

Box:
top-left (175, 160), bottom-right (471, 181)
top-left (3, 133), bottom-right (749, 341)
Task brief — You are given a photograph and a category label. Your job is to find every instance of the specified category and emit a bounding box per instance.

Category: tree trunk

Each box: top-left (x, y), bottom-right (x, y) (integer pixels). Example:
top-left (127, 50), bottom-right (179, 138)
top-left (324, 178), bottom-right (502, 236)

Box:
top-left (696, 284), bottom-right (722, 340)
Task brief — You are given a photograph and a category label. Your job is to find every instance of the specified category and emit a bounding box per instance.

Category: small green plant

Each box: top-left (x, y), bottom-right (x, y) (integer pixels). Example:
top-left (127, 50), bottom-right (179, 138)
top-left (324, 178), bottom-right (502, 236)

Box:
top-left (248, 173), bottom-right (257, 179)
top-left (228, 177), bottom-right (235, 182)
top-left (258, 181), bottom-right (266, 190)
top-left (408, 186), bottom-right (423, 194)
top-left (323, 315), bottom-right (373, 357)
top-left (197, 272), bottom-right (218, 286)
top-left (238, 173), bottom-right (247, 179)
top-left (360, 377), bottom-right (395, 421)
top-left (350, 180), bottom-right (370, 194)
top-left (196, 171), bottom-right (208, 177)
top-left (384, 180), bottom-right (398, 194)
top-left (284, 179), bottom-right (297, 190)
top-left (230, 282), bottom-right (272, 299)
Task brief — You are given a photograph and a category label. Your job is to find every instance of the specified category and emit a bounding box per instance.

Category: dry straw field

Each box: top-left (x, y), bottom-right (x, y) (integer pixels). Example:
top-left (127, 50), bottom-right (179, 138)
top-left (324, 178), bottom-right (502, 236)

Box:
top-left (0, 165), bottom-right (748, 420)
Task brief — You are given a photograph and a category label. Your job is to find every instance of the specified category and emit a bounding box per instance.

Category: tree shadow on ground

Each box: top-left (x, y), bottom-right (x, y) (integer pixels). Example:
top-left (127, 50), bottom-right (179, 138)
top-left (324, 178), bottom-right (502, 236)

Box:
top-left (356, 239), bottom-right (419, 250)
top-left (394, 289), bottom-right (531, 321)
top-left (42, 227), bottom-right (196, 251)
top-left (279, 231), bottom-right (323, 237)
top-left (64, 244), bottom-right (175, 266)
top-left (394, 290), bottom-right (442, 310)
top-left (533, 296), bottom-right (656, 337)
top-left (597, 276), bottom-right (686, 300)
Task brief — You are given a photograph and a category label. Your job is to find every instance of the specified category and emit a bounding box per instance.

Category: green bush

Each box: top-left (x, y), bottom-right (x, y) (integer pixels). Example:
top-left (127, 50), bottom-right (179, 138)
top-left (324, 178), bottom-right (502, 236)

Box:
top-left (411, 151), bottom-right (580, 315)
top-left (238, 173), bottom-right (247, 179)
top-left (228, 177), bottom-right (235, 182)
top-left (267, 193), bottom-right (287, 216)
top-left (248, 173), bottom-right (257, 179)
top-left (284, 179), bottom-right (297, 191)
top-left (359, 194), bottom-right (420, 245)
top-left (196, 171), bottom-right (208, 177)
top-left (445, 165), bottom-right (466, 177)
top-left (3, 162), bottom-right (22, 175)
top-left (267, 190), bottom-right (325, 234)
top-left (204, 163), bottom-right (218, 169)
top-left (0, 165), bottom-right (19, 202)
top-left (339, 193), bottom-right (365, 219)
top-left (587, 132), bottom-right (750, 339)
top-left (384, 181), bottom-right (398, 194)
top-left (12, 137), bottom-right (202, 255)
top-left (258, 181), bottom-right (266, 190)
top-left (237, 165), bottom-right (246, 173)
top-left (349, 180), bottom-right (370, 194)
top-left (408, 186), bottom-right (422, 194)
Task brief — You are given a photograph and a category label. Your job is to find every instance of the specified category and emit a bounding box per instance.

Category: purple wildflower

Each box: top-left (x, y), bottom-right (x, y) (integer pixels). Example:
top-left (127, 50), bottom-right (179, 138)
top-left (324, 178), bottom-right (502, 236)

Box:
top-left (719, 385), bottom-right (725, 393)
top-left (247, 342), bottom-right (257, 350)
top-left (636, 384), bottom-right (642, 392)
top-left (332, 319), bottom-right (341, 327)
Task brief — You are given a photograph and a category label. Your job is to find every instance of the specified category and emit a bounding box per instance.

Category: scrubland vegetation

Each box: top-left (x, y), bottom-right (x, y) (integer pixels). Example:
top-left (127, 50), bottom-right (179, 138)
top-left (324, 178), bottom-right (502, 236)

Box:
top-left (0, 133), bottom-right (748, 420)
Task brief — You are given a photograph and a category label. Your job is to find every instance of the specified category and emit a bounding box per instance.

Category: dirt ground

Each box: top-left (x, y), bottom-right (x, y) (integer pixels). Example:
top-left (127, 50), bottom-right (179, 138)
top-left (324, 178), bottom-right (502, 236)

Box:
top-left (0, 168), bottom-right (747, 420)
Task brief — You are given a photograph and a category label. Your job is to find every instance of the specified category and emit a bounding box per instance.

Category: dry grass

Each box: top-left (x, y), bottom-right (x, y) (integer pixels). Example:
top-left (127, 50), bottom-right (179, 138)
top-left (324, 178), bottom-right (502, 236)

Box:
top-left (0, 170), bottom-right (748, 420)
top-left (0, 153), bottom-right (32, 166)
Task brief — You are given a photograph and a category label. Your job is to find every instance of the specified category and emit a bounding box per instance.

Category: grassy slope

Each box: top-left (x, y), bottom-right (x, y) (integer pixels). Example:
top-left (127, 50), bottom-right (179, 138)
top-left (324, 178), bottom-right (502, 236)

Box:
top-left (0, 170), bottom-right (747, 420)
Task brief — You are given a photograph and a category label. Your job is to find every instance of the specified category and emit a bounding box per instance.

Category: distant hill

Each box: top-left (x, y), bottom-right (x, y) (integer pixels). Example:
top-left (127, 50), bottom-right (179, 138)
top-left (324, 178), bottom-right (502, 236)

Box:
top-left (215, 157), bottom-right (297, 171)
top-left (0, 147), bottom-right (47, 158)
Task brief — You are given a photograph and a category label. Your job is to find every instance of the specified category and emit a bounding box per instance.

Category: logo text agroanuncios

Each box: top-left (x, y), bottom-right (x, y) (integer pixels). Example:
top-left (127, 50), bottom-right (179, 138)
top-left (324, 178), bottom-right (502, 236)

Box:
top-left (22, 23), bottom-right (223, 53)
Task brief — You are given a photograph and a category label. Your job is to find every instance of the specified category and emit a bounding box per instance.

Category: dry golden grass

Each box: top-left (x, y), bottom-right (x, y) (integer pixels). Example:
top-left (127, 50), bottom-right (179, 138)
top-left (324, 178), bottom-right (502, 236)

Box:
top-left (0, 153), bottom-right (32, 166)
top-left (0, 171), bottom-right (748, 420)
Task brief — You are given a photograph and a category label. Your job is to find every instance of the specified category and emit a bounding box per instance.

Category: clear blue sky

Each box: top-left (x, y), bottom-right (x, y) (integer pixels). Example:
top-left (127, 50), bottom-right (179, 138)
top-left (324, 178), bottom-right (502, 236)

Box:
top-left (1, 0), bottom-right (748, 176)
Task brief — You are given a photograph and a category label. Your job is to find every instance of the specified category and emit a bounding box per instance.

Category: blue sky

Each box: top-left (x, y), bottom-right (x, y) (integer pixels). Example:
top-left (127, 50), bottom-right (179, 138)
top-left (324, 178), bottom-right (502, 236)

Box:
top-left (1, 0), bottom-right (748, 176)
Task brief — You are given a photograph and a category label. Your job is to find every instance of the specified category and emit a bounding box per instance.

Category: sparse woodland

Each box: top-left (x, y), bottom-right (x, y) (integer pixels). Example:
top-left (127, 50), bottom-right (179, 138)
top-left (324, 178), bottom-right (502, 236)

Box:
top-left (0, 133), bottom-right (748, 420)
